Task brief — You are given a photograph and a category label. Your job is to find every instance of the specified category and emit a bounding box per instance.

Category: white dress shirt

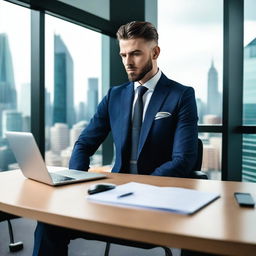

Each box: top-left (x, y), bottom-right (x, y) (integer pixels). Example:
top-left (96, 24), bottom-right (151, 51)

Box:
top-left (132, 69), bottom-right (162, 121)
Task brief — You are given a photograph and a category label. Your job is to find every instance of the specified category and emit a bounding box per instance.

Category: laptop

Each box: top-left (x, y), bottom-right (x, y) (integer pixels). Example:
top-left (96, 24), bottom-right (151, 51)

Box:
top-left (5, 131), bottom-right (106, 186)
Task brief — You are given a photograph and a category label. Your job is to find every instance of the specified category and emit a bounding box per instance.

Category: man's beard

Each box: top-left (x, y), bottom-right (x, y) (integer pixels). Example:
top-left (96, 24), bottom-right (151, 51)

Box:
top-left (127, 59), bottom-right (153, 82)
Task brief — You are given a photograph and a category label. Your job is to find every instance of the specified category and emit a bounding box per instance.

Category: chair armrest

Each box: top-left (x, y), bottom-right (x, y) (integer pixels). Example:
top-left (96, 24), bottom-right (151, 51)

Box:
top-left (189, 171), bottom-right (208, 180)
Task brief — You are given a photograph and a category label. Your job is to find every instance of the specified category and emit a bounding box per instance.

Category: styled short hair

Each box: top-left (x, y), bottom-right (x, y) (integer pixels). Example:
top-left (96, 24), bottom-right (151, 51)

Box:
top-left (116, 21), bottom-right (158, 44)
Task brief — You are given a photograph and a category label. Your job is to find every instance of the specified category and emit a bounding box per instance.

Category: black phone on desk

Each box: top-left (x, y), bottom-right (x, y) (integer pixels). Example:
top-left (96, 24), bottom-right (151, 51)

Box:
top-left (234, 192), bottom-right (255, 207)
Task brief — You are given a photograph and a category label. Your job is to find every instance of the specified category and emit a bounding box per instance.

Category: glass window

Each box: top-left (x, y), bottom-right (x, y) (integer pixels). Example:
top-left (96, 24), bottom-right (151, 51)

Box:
top-left (243, 0), bottom-right (256, 125)
top-left (0, 1), bottom-right (31, 171)
top-left (243, 0), bottom-right (256, 182)
top-left (45, 15), bottom-right (105, 168)
top-left (199, 133), bottom-right (222, 180)
top-left (158, 0), bottom-right (223, 125)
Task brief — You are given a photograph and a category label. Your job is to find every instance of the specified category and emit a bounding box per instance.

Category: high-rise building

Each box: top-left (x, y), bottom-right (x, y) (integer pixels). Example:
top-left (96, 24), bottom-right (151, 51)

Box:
top-left (45, 89), bottom-right (53, 151)
top-left (22, 115), bottom-right (30, 132)
top-left (2, 110), bottom-right (22, 136)
top-left (203, 114), bottom-right (222, 125)
top-left (18, 82), bottom-right (30, 116)
top-left (206, 60), bottom-right (221, 120)
top-left (243, 38), bottom-right (256, 182)
top-left (0, 145), bottom-right (15, 171)
top-left (53, 34), bottom-right (75, 128)
top-left (77, 102), bottom-right (86, 122)
top-left (47, 122), bottom-right (70, 167)
top-left (0, 33), bottom-right (17, 136)
top-left (87, 77), bottom-right (98, 119)
top-left (50, 122), bottom-right (69, 154)
top-left (202, 144), bottom-right (220, 171)
top-left (59, 121), bottom-right (88, 167)
top-left (70, 120), bottom-right (88, 148)
top-left (196, 98), bottom-right (205, 124)
top-left (45, 89), bottom-right (52, 127)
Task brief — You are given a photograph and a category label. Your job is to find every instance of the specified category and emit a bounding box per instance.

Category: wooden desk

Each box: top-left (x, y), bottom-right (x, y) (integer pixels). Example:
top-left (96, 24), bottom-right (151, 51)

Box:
top-left (0, 170), bottom-right (256, 256)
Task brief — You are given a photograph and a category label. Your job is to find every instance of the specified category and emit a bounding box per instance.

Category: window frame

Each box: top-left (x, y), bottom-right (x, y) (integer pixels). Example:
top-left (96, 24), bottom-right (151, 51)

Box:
top-left (4, 0), bottom-right (255, 181)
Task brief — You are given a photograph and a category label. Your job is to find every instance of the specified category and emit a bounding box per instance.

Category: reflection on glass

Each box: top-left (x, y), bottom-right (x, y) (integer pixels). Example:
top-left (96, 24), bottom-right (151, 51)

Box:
top-left (199, 133), bottom-right (222, 180)
top-left (0, 1), bottom-right (31, 171)
top-left (158, 0), bottom-right (223, 124)
top-left (242, 135), bottom-right (256, 182)
top-left (45, 15), bottom-right (104, 168)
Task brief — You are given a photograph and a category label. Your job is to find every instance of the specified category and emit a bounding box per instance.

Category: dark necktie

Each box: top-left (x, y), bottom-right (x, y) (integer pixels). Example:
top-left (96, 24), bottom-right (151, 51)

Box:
top-left (130, 85), bottom-right (148, 174)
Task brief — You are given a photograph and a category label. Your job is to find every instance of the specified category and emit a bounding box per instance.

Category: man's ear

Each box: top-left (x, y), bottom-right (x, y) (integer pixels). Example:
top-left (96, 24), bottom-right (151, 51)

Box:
top-left (152, 46), bottom-right (160, 59)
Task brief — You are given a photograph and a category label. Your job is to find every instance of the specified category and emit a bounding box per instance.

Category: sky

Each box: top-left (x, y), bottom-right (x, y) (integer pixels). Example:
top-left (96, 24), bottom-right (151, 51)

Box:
top-left (0, 0), bottom-right (102, 106)
top-left (158, 0), bottom-right (223, 102)
top-left (0, 0), bottom-right (256, 107)
top-left (45, 14), bottom-right (102, 104)
top-left (157, 0), bottom-right (256, 102)
top-left (0, 1), bottom-right (30, 89)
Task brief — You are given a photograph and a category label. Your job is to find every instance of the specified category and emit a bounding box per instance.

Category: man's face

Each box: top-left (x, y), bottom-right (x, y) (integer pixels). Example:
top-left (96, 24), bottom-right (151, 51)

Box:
top-left (119, 38), bottom-right (156, 83)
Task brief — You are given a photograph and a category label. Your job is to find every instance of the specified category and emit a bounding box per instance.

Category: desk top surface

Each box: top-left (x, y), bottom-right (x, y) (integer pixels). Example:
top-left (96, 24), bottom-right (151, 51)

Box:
top-left (0, 170), bottom-right (256, 255)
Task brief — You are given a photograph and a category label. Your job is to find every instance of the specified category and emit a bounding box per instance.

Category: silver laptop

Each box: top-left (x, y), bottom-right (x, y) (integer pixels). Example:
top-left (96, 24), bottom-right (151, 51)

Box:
top-left (6, 131), bottom-right (106, 186)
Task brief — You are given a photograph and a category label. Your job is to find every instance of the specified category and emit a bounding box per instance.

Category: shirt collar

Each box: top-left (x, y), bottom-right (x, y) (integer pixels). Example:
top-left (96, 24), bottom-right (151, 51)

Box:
top-left (134, 69), bottom-right (162, 92)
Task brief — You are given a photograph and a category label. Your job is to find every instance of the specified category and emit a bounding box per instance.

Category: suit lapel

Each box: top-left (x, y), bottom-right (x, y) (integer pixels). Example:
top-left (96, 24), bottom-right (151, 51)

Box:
top-left (120, 82), bottom-right (134, 151)
top-left (137, 75), bottom-right (170, 157)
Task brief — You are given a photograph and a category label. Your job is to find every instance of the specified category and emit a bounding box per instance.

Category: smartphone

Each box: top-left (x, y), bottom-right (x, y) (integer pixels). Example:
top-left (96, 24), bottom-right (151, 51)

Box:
top-left (234, 192), bottom-right (255, 207)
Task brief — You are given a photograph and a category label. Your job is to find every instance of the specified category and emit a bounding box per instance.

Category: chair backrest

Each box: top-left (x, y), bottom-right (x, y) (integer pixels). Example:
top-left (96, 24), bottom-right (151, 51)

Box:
top-left (193, 138), bottom-right (203, 171)
top-left (190, 138), bottom-right (208, 179)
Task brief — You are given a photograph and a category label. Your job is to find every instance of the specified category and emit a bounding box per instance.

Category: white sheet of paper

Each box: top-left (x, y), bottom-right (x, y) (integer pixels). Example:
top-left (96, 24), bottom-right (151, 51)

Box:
top-left (88, 182), bottom-right (220, 215)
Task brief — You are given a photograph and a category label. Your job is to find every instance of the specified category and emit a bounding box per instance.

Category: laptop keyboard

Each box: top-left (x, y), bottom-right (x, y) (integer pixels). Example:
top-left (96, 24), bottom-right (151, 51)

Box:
top-left (50, 172), bottom-right (75, 183)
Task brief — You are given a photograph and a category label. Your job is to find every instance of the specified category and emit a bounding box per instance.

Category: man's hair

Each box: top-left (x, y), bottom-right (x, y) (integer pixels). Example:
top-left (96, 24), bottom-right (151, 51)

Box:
top-left (116, 21), bottom-right (158, 44)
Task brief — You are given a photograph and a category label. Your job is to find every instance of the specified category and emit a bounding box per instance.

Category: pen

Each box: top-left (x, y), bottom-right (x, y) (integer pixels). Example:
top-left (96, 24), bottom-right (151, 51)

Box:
top-left (117, 192), bottom-right (134, 198)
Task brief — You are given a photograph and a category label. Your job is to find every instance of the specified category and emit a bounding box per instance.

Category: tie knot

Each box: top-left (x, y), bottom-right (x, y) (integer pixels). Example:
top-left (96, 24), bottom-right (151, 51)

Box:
top-left (137, 86), bottom-right (148, 97)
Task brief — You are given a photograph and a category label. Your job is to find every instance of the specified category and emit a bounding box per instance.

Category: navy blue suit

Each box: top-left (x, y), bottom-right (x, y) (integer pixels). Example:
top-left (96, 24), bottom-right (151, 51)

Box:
top-left (69, 73), bottom-right (198, 177)
top-left (33, 73), bottom-right (198, 256)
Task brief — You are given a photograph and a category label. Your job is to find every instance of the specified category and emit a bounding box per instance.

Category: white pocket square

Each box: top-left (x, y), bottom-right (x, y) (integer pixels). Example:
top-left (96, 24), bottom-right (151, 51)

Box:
top-left (154, 112), bottom-right (172, 120)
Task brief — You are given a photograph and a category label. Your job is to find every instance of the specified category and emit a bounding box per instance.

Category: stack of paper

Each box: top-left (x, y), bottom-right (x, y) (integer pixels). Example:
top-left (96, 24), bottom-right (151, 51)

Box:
top-left (88, 182), bottom-right (220, 215)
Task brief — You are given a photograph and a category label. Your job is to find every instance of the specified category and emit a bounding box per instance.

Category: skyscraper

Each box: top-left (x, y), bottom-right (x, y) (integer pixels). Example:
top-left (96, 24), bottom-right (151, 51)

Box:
top-left (70, 120), bottom-right (88, 148)
top-left (77, 101), bottom-right (86, 122)
top-left (243, 38), bottom-right (256, 182)
top-left (45, 89), bottom-right (52, 127)
top-left (2, 110), bottom-right (22, 136)
top-left (18, 82), bottom-right (30, 116)
top-left (196, 98), bottom-right (205, 123)
top-left (53, 34), bottom-right (75, 128)
top-left (0, 33), bottom-right (17, 136)
top-left (87, 77), bottom-right (98, 119)
top-left (206, 60), bottom-right (221, 120)
top-left (50, 122), bottom-right (69, 154)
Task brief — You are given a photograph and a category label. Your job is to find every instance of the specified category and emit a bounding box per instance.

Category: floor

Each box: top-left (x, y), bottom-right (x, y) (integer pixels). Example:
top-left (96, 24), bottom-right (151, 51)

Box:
top-left (0, 218), bottom-right (180, 256)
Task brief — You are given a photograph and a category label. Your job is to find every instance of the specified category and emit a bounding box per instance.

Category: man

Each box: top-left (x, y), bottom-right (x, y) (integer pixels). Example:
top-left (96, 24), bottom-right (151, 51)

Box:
top-left (69, 21), bottom-right (198, 177)
top-left (33, 21), bottom-right (198, 255)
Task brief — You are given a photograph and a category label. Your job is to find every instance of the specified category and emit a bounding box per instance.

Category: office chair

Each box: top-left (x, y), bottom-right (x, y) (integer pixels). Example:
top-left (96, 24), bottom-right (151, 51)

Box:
top-left (0, 211), bottom-right (24, 252)
top-left (189, 138), bottom-right (208, 180)
top-left (102, 138), bottom-right (208, 256)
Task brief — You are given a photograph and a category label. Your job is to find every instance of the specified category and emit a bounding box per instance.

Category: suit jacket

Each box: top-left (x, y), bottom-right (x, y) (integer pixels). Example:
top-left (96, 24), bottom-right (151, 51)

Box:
top-left (69, 73), bottom-right (198, 177)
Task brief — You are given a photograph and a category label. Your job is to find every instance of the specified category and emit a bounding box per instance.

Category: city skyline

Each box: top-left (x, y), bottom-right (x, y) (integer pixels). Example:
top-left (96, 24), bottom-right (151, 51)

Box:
top-left (0, 29), bottom-right (225, 174)
top-left (1, 0), bottom-right (256, 106)
top-left (0, 0), bottom-right (255, 179)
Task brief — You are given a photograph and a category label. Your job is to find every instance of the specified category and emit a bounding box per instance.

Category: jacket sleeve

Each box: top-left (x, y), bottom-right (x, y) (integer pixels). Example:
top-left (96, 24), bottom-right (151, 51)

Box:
top-left (151, 87), bottom-right (198, 177)
top-left (69, 91), bottom-right (111, 171)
